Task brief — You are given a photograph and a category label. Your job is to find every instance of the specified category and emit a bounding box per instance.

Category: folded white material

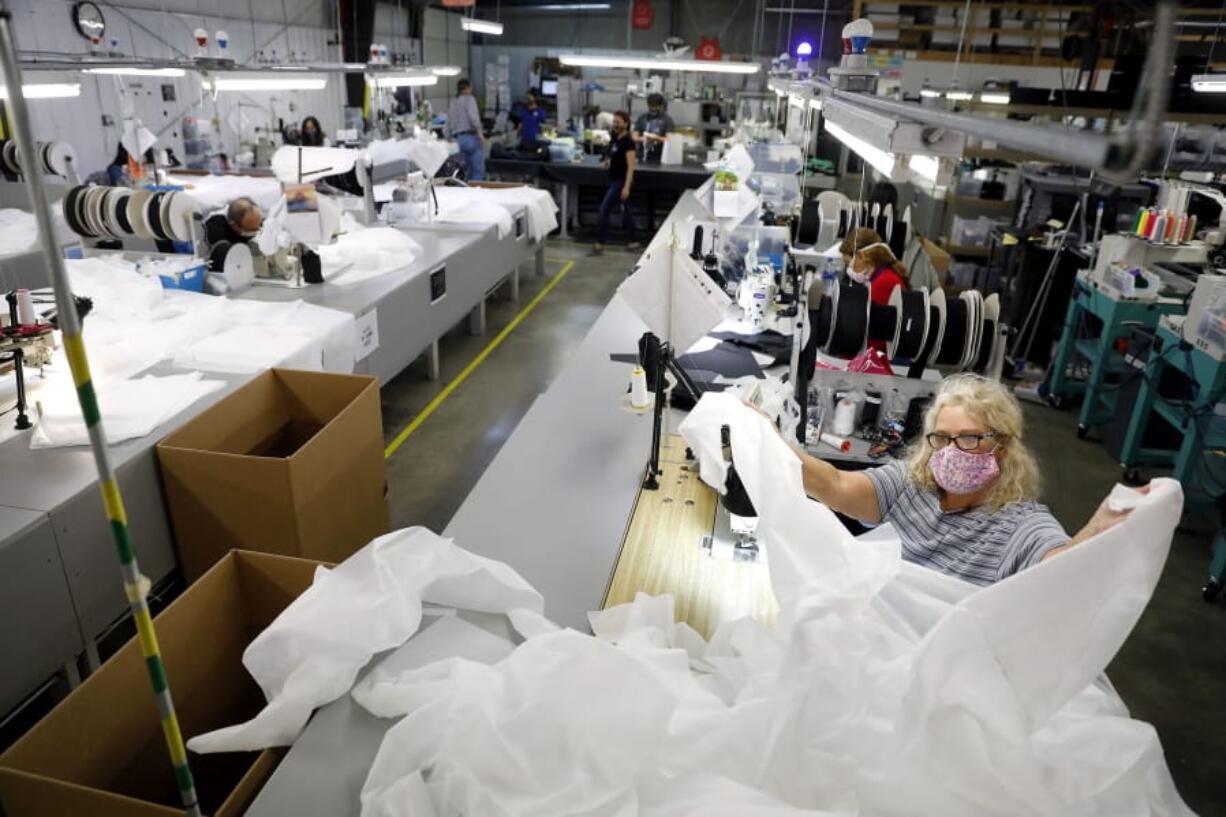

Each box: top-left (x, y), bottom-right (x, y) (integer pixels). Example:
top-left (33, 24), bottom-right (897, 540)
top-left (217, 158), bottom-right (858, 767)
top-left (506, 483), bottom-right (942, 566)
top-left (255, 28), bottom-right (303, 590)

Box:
top-left (187, 528), bottom-right (542, 754)
top-left (437, 186), bottom-right (559, 242)
top-left (430, 188), bottom-right (514, 239)
top-left (0, 206), bottom-right (72, 259)
top-left (166, 174), bottom-right (284, 212)
top-left (319, 225), bottom-right (423, 285)
top-left (30, 372), bottom-right (223, 448)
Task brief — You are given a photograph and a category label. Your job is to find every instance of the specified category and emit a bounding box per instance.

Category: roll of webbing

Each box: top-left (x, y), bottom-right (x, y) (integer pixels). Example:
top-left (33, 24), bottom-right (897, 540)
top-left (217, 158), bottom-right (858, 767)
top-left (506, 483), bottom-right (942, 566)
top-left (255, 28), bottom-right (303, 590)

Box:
top-left (936, 296), bottom-right (969, 365)
top-left (894, 289), bottom-right (927, 360)
top-left (797, 199), bottom-right (820, 246)
top-left (830, 283), bottom-right (869, 357)
top-left (975, 318), bottom-right (997, 372)
top-left (867, 302), bottom-right (897, 341)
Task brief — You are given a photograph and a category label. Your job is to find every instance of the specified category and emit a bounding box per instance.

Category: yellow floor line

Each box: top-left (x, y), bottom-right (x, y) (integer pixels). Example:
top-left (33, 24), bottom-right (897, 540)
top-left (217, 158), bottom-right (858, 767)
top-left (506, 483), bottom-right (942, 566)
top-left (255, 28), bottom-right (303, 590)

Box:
top-left (384, 259), bottom-right (577, 459)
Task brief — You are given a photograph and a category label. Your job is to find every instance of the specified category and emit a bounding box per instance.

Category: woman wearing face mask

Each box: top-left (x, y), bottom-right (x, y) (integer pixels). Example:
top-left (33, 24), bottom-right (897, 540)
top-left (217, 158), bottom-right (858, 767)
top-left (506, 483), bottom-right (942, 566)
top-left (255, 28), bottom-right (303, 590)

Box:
top-left (840, 227), bottom-right (908, 353)
top-left (299, 116), bottom-right (328, 147)
top-left (789, 374), bottom-right (1142, 585)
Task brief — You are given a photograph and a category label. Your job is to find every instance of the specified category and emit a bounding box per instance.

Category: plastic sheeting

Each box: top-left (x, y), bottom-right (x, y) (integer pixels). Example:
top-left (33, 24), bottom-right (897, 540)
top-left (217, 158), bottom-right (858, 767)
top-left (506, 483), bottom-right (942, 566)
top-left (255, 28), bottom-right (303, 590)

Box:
top-left (0, 206), bottom-right (71, 260)
top-left (190, 394), bottom-right (1192, 816)
top-left (319, 222), bottom-right (424, 286)
top-left (187, 527), bottom-right (542, 754)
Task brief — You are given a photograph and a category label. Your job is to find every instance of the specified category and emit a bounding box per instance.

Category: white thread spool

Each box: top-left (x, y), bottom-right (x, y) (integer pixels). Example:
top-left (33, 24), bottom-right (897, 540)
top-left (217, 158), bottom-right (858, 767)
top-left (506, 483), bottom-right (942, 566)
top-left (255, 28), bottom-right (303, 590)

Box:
top-left (15, 289), bottom-right (36, 326)
top-left (831, 397), bottom-right (857, 436)
top-left (629, 367), bottom-right (650, 408)
top-left (819, 432), bottom-right (851, 453)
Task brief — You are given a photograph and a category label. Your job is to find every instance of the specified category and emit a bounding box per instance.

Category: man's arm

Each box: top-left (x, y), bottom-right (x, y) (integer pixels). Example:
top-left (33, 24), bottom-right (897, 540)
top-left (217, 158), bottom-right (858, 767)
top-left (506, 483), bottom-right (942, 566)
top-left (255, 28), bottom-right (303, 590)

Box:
top-left (621, 150), bottom-right (636, 199)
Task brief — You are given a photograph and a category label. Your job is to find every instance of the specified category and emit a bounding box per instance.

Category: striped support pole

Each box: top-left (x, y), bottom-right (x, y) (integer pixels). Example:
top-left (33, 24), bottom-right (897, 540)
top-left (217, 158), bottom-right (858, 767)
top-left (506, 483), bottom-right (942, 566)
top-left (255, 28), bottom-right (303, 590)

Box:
top-left (0, 15), bottom-right (202, 817)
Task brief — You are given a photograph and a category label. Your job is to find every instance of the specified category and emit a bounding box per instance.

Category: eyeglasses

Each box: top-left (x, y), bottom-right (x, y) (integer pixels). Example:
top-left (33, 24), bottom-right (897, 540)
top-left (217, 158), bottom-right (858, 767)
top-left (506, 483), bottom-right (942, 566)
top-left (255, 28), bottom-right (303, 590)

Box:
top-left (926, 432), bottom-right (1000, 452)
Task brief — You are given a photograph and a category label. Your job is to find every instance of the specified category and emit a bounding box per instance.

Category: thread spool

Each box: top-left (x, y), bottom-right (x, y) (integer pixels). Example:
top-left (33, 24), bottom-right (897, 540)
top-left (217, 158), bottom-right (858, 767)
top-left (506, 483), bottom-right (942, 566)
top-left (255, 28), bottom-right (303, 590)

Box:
top-left (831, 397), bottom-right (858, 436)
top-left (936, 297), bottom-right (969, 366)
top-left (629, 367), bottom-right (650, 408)
top-left (892, 289), bottom-right (928, 360)
top-left (828, 283), bottom-right (869, 357)
top-left (15, 289), bottom-right (35, 325)
top-left (820, 432), bottom-right (851, 453)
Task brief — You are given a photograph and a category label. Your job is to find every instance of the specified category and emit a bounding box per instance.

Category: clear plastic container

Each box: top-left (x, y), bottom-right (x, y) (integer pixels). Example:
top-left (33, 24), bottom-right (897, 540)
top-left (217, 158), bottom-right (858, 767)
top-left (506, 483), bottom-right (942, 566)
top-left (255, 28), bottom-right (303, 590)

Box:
top-left (747, 172), bottom-right (802, 212)
top-left (746, 141), bottom-right (805, 175)
top-left (719, 224), bottom-right (792, 284)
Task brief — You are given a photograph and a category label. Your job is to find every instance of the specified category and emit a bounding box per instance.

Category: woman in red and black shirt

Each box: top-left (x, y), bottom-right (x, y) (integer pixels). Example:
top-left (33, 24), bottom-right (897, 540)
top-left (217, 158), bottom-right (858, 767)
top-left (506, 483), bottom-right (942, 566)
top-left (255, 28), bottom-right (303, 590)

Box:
top-left (840, 227), bottom-right (909, 352)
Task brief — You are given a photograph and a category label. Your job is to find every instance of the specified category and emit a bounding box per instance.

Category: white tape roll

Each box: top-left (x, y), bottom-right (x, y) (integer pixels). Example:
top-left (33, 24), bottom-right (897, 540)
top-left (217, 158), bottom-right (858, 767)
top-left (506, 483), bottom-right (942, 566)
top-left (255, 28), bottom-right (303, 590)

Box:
top-left (831, 397), bottom-right (857, 436)
top-left (629, 367), bottom-right (650, 409)
top-left (819, 432), bottom-right (851, 453)
top-left (15, 289), bottom-right (36, 325)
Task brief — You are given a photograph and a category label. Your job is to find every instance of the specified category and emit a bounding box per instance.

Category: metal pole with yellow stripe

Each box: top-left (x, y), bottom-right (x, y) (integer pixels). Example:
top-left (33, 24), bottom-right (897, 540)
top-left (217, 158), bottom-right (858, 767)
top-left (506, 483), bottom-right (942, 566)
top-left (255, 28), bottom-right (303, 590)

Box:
top-left (0, 14), bottom-right (202, 817)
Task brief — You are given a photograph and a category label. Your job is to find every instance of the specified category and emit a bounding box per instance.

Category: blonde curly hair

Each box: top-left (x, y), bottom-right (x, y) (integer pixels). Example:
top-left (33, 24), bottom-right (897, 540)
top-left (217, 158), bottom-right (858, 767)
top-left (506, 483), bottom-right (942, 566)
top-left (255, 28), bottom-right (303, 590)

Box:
top-left (906, 374), bottom-right (1040, 511)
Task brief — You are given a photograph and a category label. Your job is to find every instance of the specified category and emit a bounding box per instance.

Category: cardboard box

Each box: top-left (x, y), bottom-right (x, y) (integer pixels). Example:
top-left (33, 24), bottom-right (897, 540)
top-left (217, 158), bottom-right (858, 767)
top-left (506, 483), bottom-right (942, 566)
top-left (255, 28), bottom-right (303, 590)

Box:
top-left (157, 368), bottom-right (389, 581)
top-left (0, 550), bottom-right (323, 817)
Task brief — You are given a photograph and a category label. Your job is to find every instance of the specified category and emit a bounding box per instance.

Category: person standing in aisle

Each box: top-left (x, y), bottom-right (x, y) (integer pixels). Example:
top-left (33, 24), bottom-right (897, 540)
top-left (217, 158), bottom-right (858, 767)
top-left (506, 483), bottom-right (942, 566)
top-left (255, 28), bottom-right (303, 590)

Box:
top-left (595, 111), bottom-right (640, 254)
top-left (517, 91), bottom-right (548, 149)
top-left (633, 93), bottom-right (675, 163)
top-left (447, 79), bottom-right (486, 181)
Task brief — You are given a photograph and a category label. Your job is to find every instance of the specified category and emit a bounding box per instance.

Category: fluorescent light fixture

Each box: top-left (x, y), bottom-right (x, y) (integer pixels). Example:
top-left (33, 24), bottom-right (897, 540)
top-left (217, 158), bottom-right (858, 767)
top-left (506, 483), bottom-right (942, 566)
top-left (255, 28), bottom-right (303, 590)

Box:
top-left (203, 76), bottom-right (327, 92)
top-left (809, 97), bottom-right (823, 111)
top-left (461, 18), bottom-right (504, 35)
top-left (825, 119), bottom-right (899, 179)
top-left (945, 90), bottom-right (973, 101)
top-left (920, 87), bottom-right (942, 99)
top-left (908, 154), bottom-right (940, 182)
top-left (1192, 73), bottom-right (1226, 93)
top-left (84, 67), bottom-right (186, 77)
top-left (979, 92), bottom-right (1011, 105)
top-left (271, 65), bottom-right (312, 71)
top-left (527, 2), bottom-right (611, 8)
top-left (0, 82), bottom-right (81, 99)
top-left (368, 73), bottom-right (439, 88)
top-left (430, 65), bottom-right (462, 76)
top-left (558, 54), bottom-right (760, 75)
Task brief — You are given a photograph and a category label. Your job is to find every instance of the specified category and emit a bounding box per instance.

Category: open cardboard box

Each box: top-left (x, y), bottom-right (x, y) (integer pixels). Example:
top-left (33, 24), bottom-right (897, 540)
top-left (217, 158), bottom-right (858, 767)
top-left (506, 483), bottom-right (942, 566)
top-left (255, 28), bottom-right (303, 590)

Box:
top-left (0, 550), bottom-right (323, 817)
top-left (157, 368), bottom-right (389, 581)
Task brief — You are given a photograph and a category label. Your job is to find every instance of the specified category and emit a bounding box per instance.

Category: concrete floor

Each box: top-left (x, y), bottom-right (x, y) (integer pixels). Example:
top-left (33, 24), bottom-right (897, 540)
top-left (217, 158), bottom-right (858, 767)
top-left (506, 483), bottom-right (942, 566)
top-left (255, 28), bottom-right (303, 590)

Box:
top-left (381, 239), bottom-right (1224, 816)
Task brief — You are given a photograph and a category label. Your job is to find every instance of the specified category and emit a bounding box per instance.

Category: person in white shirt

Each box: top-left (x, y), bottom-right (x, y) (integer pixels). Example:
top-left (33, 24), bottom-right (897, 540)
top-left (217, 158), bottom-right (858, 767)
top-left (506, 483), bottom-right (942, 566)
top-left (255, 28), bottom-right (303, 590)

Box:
top-left (446, 79), bottom-right (486, 181)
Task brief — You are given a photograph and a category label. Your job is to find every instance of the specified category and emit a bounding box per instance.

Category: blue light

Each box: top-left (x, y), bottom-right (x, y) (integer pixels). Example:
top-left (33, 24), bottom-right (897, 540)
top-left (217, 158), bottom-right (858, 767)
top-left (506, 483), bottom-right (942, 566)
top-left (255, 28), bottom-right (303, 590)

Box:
top-left (796, 41), bottom-right (813, 57)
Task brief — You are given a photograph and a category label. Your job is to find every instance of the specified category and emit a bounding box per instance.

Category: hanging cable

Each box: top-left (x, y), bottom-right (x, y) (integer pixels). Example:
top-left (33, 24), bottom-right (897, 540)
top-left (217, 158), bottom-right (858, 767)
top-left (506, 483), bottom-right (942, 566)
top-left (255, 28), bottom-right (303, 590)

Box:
top-left (1207, 0), bottom-right (1226, 68)
top-left (950, 0), bottom-right (974, 91)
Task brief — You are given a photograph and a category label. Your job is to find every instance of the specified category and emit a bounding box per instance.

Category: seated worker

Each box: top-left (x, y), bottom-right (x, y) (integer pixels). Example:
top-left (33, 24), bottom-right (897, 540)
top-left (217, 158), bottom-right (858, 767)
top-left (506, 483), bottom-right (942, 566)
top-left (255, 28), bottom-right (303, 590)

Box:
top-left (517, 91), bottom-right (547, 149)
top-left (790, 374), bottom-right (1140, 586)
top-left (299, 115), bottom-right (328, 147)
top-left (633, 93), bottom-right (675, 163)
top-left (204, 197), bottom-right (264, 246)
top-left (840, 226), bottom-right (908, 354)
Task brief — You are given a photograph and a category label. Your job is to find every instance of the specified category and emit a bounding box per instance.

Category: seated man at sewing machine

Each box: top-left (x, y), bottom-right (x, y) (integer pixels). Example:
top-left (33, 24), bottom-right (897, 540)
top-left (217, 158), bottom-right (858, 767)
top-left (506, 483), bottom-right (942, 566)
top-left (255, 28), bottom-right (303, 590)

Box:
top-left (204, 197), bottom-right (264, 247)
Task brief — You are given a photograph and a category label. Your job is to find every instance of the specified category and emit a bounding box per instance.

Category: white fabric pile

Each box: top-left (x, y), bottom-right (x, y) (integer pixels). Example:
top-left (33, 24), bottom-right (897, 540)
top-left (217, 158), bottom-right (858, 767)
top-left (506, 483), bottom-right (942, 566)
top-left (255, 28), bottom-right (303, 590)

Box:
top-left (0, 205), bottom-right (72, 259)
top-left (31, 372), bottom-right (223, 448)
top-left (428, 185), bottom-right (558, 242)
top-left (319, 218), bottom-right (424, 286)
top-left (166, 174), bottom-right (284, 212)
top-left (430, 186), bottom-right (515, 239)
top-left (187, 392), bottom-right (1192, 817)
top-left (64, 257), bottom-right (356, 377)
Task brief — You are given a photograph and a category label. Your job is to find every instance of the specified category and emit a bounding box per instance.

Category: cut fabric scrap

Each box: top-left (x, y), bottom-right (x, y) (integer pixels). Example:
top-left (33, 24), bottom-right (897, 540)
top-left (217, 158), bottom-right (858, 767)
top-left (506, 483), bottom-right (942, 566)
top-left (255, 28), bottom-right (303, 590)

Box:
top-left (187, 527), bottom-right (542, 754)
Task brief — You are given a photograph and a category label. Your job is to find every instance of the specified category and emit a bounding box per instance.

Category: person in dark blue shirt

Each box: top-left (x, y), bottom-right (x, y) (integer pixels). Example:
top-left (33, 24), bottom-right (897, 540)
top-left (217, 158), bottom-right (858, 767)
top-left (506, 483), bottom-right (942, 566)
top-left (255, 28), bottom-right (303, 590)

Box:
top-left (518, 91), bottom-right (547, 149)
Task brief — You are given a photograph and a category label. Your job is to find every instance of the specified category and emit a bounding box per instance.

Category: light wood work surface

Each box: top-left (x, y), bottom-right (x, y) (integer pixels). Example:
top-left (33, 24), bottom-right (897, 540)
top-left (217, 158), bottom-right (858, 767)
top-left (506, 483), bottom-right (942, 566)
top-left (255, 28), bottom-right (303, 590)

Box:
top-left (604, 436), bottom-right (778, 639)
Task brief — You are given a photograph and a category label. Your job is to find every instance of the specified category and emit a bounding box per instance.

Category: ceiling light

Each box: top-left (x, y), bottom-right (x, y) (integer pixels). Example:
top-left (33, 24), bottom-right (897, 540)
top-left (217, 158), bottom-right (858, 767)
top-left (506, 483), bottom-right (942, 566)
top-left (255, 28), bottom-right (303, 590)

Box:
top-left (945, 90), bottom-right (973, 101)
top-left (461, 18), bottom-right (504, 35)
top-left (558, 54), bottom-right (760, 75)
top-left (825, 119), bottom-right (901, 180)
top-left (84, 67), bottom-right (186, 77)
top-left (979, 92), bottom-right (1011, 105)
top-left (430, 66), bottom-right (462, 76)
top-left (271, 65), bottom-right (312, 71)
top-left (203, 76), bottom-right (327, 92)
top-left (920, 87), bottom-right (942, 99)
top-left (368, 73), bottom-right (439, 88)
top-left (1192, 73), bottom-right (1226, 93)
top-left (527, 3), bottom-right (611, 8)
top-left (0, 82), bottom-right (81, 99)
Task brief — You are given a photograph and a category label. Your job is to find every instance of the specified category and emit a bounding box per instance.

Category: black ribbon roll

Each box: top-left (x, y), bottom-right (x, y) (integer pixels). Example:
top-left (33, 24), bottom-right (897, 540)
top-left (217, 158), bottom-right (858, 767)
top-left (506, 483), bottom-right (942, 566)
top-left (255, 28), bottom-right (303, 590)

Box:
top-left (207, 240), bottom-right (232, 272)
top-left (868, 302), bottom-right (898, 341)
top-left (894, 290), bottom-right (928, 360)
top-left (888, 217), bottom-right (907, 259)
top-left (146, 192), bottom-right (168, 242)
top-left (829, 283), bottom-right (869, 358)
top-left (114, 193), bottom-right (133, 235)
top-left (837, 208), bottom-right (849, 239)
top-left (975, 318), bottom-right (997, 372)
top-left (936, 297), bottom-right (969, 366)
top-left (62, 186), bottom-right (88, 237)
top-left (814, 293), bottom-right (833, 348)
top-left (797, 199), bottom-right (820, 246)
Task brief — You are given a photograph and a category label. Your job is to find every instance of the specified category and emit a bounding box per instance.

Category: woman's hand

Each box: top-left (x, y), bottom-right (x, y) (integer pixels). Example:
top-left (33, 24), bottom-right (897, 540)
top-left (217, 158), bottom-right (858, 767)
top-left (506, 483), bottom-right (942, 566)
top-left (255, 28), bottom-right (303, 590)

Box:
top-left (620, 185), bottom-right (631, 201)
top-left (1044, 483), bottom-right (1151, 561)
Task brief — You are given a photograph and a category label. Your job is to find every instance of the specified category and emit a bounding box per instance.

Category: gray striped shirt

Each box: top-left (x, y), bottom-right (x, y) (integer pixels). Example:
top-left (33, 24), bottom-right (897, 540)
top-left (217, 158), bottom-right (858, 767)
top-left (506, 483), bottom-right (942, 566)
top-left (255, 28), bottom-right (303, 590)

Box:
top-left (864, 460), bottom-right (1068, 586)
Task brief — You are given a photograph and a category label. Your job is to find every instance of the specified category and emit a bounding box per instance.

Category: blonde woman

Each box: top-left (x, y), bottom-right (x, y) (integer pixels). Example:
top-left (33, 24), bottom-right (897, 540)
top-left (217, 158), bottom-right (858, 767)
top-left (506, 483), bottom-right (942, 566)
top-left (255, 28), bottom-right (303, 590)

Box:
top-left (791, 375), bottom-right (1141, 585)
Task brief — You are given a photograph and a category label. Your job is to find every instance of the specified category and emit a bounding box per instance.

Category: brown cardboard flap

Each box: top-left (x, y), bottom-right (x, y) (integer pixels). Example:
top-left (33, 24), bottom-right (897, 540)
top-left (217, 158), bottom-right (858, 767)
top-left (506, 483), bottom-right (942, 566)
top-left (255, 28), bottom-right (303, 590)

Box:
top-left (160, 371), bottom-right (289, 455)
top-left (275, 369), bottom-right (378, 430)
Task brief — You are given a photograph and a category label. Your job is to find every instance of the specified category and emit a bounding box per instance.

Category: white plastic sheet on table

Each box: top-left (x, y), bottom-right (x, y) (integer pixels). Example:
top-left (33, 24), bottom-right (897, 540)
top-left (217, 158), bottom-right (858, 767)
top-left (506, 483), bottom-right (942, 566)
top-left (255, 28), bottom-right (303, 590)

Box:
top-left (188, 393), bottom-right (1193, 816)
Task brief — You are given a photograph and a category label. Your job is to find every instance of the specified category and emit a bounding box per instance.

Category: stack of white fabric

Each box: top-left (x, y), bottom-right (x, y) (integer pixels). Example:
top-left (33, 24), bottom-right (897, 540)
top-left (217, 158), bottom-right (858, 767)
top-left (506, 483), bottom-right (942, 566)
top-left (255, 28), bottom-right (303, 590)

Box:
top-left (63, 257), bottom-right (356, 378)
top-left (430, 186), bottom-right (515, 239)
top-left (319, 217), bottom-right (424, 286)
top-left (166, 174), bottom-right (284, 212)
top-left (186, 390), bottom-right (1193, 816)
top-left (0, 205), bottom-right (73, 259)
top-left (430, 185), bottom-right (557, 241)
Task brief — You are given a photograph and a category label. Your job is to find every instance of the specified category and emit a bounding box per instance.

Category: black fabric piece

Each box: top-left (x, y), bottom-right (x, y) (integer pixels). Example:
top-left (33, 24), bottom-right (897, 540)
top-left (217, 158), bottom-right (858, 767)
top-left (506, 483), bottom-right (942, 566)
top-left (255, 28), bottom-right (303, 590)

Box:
top-left (830, 283), bottom-right (869, 357)
top-left (797, 199), bottom-right (820, 246)
top-left (937, 297), bottom-right (969, 365)
top-left (710, 330), bottom-right (792, 365)
top-left (975, 318), bottom-right (997, 372)
top-left (677, 343), bottom-right (765, 380)
top-left (894, 290), bottom-right (927, 360)
top-left (720, 426), bottom-right (757, 517)
top-left (302, 250), bottom-right (323, 284)
top-left (867, 302), bottom-right (897, 342)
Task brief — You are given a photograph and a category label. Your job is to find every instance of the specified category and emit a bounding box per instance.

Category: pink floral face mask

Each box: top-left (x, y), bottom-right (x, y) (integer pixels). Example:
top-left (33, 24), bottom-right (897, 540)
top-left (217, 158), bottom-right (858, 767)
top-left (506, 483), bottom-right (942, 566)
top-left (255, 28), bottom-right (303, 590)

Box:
top-left (929, 444), bottom-right (1000, 495)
